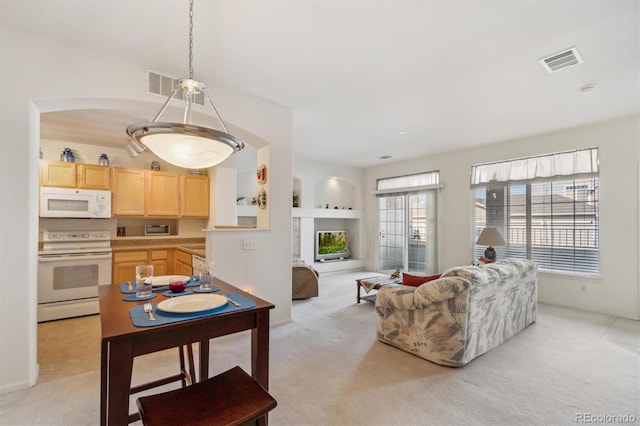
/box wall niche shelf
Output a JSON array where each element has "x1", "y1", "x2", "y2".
[
  {"x1": 313, "y1": 258, "x2": 365, "y2": 274},
  {"x1": 291, "y1": 172, "x2": 365, "y2": 274},
  {"x1": 237, "y1": 205, "x2": 257, "y2": 217},
  {"x1": 292, "y1": 208, "x2": 363, "y2": 219}
]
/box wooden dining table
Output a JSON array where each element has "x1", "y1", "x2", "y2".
[{"x1": 98, "y1": 278, "x2": 275, "y2": 426}]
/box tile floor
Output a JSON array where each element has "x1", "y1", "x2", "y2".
[{"x1": 37, "y1": 314, "x2": 101, "y2": 383}]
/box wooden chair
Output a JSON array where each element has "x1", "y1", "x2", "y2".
[
  {"x1": 136, "y1": 366, "x2": 277, "y2": 426},
  {"x1": 128, "y1": 344, "x2": 196, "y2": 423}
]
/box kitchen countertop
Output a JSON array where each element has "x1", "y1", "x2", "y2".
[{"x1": 110, "y1": 237, "x2": 206, "y2": 257}]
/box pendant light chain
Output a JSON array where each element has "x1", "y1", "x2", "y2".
[
  {"x1": 125, "y1": 0, "x2": 245, "y2": 169},
  {"x1": 188, "y1": 0, "x2": 194, "y2": 79}
]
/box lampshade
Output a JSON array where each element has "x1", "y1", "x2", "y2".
[
  {"x1": 127, "y1": 122, "x2": 243, "y2": 168},
  {"x1": 476, "y1": 227, "x2": 506, "y2": 246},
  {"x1": 476, "y1": 227, "x2": 506, "y2": 261},
  {"x1": 126, "y1": 0, "x2": 244, "y2": 169}
]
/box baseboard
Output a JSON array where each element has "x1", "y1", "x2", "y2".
[{"x1": 0, "y1": 364, "x2": 38, "y2": 395}]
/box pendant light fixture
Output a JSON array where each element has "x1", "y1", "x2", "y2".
[{"x1": 126, "y1": 0, "x2": 244, "y2": 169}]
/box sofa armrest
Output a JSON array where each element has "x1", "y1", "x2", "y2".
[{"x1": 413, "y1": 276, "x2": 470, "y2": 308}]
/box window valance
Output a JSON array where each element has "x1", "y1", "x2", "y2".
[
  {"x1": 470, "y1": 148, "x2": 598, "y2": 187},
  {"x1": 374, "y1": 171, "x2": 440, "y2": 197}
]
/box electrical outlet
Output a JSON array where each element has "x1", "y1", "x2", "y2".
[{"x1": 242, "y1": 240, "x2": 258, "y2": 250}]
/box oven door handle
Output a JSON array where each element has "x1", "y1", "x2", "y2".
[{"x1": 38, "y1": 253, "x2": 113, "y2": 262}]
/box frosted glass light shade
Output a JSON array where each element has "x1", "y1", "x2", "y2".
[
  {"x1": 127, "y1": 122, "x2": 244, "y2": 169},
  {"x1": 126, "y1": 139, "x2": 146, "y2": 157}
]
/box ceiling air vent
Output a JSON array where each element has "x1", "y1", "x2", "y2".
[
  {"x1": 147, "y1": 70, "x2": 205, "y2": 106},
  {"x1": 540, "y1": 47, "x2": 583, "y2": 74}
]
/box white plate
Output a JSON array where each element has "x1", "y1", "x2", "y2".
[
  {"x1": 151, "y1": 275, "x2": 191, "y2": 287},
  {"x1": 156, "y1": 294, "x2": 228, "y2": 313}
]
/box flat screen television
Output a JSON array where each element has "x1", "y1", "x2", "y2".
[{"x1": 315, "y1": 230, "x2": 349, "y2": 261}]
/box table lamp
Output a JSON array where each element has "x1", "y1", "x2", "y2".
[{"x1": 476, "y1": 227, "x2": 506, "y2": 261}]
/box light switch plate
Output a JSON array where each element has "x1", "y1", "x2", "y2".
[{"x1": 242, "y1": 239, "x2": 258, "y2": 250}]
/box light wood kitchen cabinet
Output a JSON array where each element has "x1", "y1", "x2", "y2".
[
  {"x1": 180, "y1": 174, "x2": 209, "y2": 217},
  {"x1": 150, "y1": 249, "x2": 169, "y2": 276},
  {"x1": 110, "y1": 167, "x2": 209, "y2": 218},
  {"x1": 40, "y1": 160, "x2": 110, "y2": 189},
  {"x1": 113, "y1": 249, "x2": 172, "y2": 283},
  {"x1": 147, "y1": 171, "x2": 180, "y2": 216},
  {"x1": 174, "y1": 249, "x2": 193, "y2": 276},
  {"x1": 76, "y1": 164, "x2": 110, "y2": 189},
  {"x1": 112, "y1": 250, "x2": 148, "y2": 284},
  {"x1": 111, "y1": 168, "x2": 146, "y2": 216},
  {"x1": 40, "y1": 160, "x2": 77, "y2": 188}
]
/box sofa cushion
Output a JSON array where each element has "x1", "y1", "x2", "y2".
[{"x1": 402, "y1": 273, "x2": 441, "y2": 287}]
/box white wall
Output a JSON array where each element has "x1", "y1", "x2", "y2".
[
  {"x1": 0, "y1": 24, "x2": 293, "y2": 394},
  {"x1": 364, "y1": 115, "x2": 640, "y2": 320},
  {"x1": 207, "y1": 143, "x2": 293, "y2": 323}
]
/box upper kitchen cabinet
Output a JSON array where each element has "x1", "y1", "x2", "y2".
[
  {"x1": 111, "y1": 167, "x2": 146, "y2": 216},
  {"x1": 146, "y1": 171, "x2": 180, "y2": 216},
  {"x1": 40, "y1": 160, "x2": 76, "y2": 187},
  {"x1": 40, "y1": 160, "x2": 110, "y2": 190},
  {"x1": 76, "y1": 164, "x2": 110, "y2": 189},
  {"x1": 180, "y1": 174, "x2": 209, "y2": 218},
  {"x1": 111, "y1": 167, "x2": 207, "y2": 218}
]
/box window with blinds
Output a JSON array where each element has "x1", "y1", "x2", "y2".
[{"x1": 473, "y1": 150, "x2": 600, "y2": 275}]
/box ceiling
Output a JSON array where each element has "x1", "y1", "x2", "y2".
[{"x1": 2, "y1": 0, "x2": 639, "y2": 168}]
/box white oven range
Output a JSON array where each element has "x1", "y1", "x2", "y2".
[{"x1": 38, "y1": 230, "x2": 112, "y2": 322}]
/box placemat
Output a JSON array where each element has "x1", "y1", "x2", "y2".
[
  {"x1": 119, "y1": 282, "x2": 137, "y2": 294},
  {"x1": 194, "y1": 286, "x2": 221, "y2": 293},
  {"x1": 123, "y1": 293, "x2": 157, "y2": 302},
  {"x1": 163, "y1": 289, "x2": 194, "y2": 297},
  {"x1": 129, "y1": 293, "x2": 256, "y2": 327}
]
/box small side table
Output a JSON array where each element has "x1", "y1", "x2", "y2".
[{"x1": 356, "y1": 275, "x2": 400, "y2": 303}]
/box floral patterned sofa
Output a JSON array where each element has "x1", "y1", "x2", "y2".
[{"x1": 375, "y1": 259, "x2": 537, "y2": 367}]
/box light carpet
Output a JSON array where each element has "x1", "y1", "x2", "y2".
[{"x1": 0, "y1": 270, "x2": 638, "y2": 425}]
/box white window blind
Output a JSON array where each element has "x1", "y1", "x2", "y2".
[
  {"x1": 471, "y1": 148, "x2": 598, "y2": 187},
  {"x1": 472, "y1": 149, "x2": 599, "y2": 276}
]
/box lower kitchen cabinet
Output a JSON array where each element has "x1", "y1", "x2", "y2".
[
  {"x1": 113, "y1": 249, "x2": 171, "y2": 284},
  {"x1": 112, "y1": 248, "x2": 199, "y2": 283},
  {"x1": 174, "y1": 249, "x2": 193, "y2": 276},
  {"x1": 112, "y1": 250, "x2": 148, "y2": 284},
  {"x1": 150, "y1": 249, "x2": 169, "y2": 276}
]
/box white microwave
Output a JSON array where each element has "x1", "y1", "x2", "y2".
[{"x1": 40, "y1": 187, "x2": 111, "y2": 218}]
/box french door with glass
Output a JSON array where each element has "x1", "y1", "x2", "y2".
[{"x1": 378, "y1": 190, "x2": 437, "y2": 274}]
